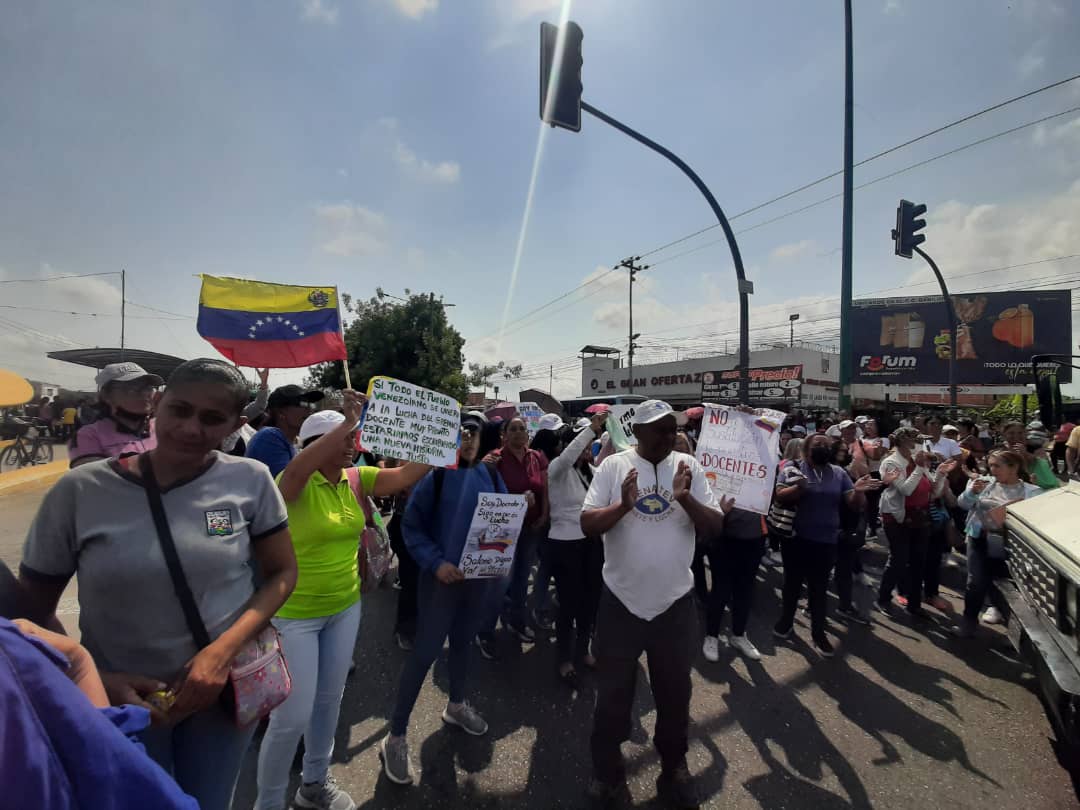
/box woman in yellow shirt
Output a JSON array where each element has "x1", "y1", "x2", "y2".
[{"x1": 255, "y1": 390, "x2": 429, "y2": 810}]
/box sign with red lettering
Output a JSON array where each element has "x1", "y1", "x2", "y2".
[
  {"x1": 701, "y1": 364, "x2": 803, "y2": 403},
  {"x1": 695, "y1": 404, "x2": 784, "y2": 515}
]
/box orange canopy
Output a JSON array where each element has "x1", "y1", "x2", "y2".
[{"x1": 0, "y1": 369, "x2": 34, "y2": 408}]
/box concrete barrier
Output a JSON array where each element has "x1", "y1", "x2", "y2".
[{"x1": 0, "y1": 460, "x2": 68, "y2": 497}]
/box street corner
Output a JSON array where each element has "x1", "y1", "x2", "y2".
[{"x1": 0, "y1": 460, "x2": 68, "y2": 498}]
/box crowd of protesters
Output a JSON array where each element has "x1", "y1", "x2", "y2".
[{"x1": 1, "y1": 359, "x2": 1070, "y2": 809}]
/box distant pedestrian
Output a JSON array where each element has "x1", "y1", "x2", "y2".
[
  {"x1": 582, "y1": 400, "x2": 730, "y2": 809},
  {"x1": 69, "y1": 363, "x2": 163, "y2": 468}
]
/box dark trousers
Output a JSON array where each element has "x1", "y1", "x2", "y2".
[
  {"x1": 390, "y1": 573, "x2": 500, "y2": 736},
  {"x1": 591, "y1": 588, "x2": 696, "y2": 784},
  {"x1": 865, "y1": 481, "x2": 882, "y2": 531},
  {"x1": 777, "y1": 537, "x2": 837, "y2": 640},
  {"x1": 923, "y1": 524, "x2": 948, "y2": 599},
  {"x1": 691, "y1": 545, "x2": 709, "y2": 603},
  {"x1": 878, "y1": 518, "x2": 930, "y2": 610},
  {"x1": 705, "y1": 536, "x2": 765, "y2": 637},
  {"x1": 834, "y1": 532, "x2": 863, "y2": 611},
  {"x1": 482, "y1": 526, "x2": 544, "y2": 634},
  {"x1": 964, "y1": 535, "x2": 1008, "y2": 621},
  {"x1": 389, "y1": 515, "x2": 418, "y2": 638},
  {"x1": 544, "y1": 536, "x2": 603, "y2": 664}
]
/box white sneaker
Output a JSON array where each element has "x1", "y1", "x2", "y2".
[
  {"x1": 730, "y1": 634, "x2": 761, "y2": 661},
  {"x1": 981, "y1": 606, "x2": 1004, "y2": 625},
  {"x1": 702, "y1": 635, "x2": 721, "y2": 662}
]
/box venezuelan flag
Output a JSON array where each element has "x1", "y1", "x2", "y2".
[{"x1": 197, "y1": 275, "x2": 348, "y2": 368}]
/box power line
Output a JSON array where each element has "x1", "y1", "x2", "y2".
[
  {"x1": 125, "y1": 300, "x2": 196, "y2": 320},
  {"x1": 0, "y1": 271, "x2": 121, "y2": 285},
  {"x1": 0, "y1": 305, "x2": 187, "y2": 320},
  {"x1": 636, "y1": 71, "x2": 1080, "y2": 259}
]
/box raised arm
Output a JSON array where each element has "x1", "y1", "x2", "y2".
[{"x1": 278, "y1": 390, "x2": 365, "y2": 502}]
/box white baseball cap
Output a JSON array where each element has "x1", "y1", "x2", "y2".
[
  {"x1": 631, "y1": 399, "x2": 675, "y2": 426},
  {"x1": 299, "y1": 409, "x2": 358, "y2": 445},
  {"x1": 838, "y1": 419, "x2": 856, "y2": 430},
  {"x1": 95, "y1": 362, "x2": 164, "y2": 391},
  {"x1": 942, "y1": 424, "x2": 960, "y2": 435},
  {"x1": 790, "y1": 425, "x2": 807, "y2": 435},
  {"x1": 854, "y1": 415, "x2": 869, "y2": 424},
  {"x1": 537, "y1": 413, "x2": 564, "y2": 432},
  {"x1": 573, "y1": 417, "x2": 592, "y2": 432}
]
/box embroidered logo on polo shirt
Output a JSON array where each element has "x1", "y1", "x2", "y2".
[
  {"x1": 205, "y1": 509, "x2": 234, "y2": 537},
  {"x1": 634, "y1": 487, "x2": 675, "y2": 523}
]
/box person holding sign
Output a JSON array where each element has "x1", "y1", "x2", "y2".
[
  {"x1": 772, "y1": 433, "x2": 882, "y2": 658},
  {"x1": 256, "y1": 391, "x2": 430, "y2": 810},
  {"x1": 581, "y1": 400, "x2": 731, "y2": 809},
  {"x1": 380, "y1": 411, "x2": 509, "y2": 787}
]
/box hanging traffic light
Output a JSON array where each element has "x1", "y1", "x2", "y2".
[
  {"x1": 539, "y1": 21, "x2": 583, "y2": 132},
  {"x1": 892, "y1": 199, "x2": 927, "y2": 258}
]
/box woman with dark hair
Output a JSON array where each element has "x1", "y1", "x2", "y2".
[
  {"x1": 773, "y1": 433, "x2": 881, "y2": 657},
  {"x1": 69, "y1": 363, "x2": 163, "y2": 468},
  {"x1": 955, "y1": 448, "x2": 1043, "y2": 636},
  {"x1": 19, "y1": 358, "x2": 299, "y2": 810},
  {"x1": 542, "y1": 415, "x2": 606, "y2": 686}
]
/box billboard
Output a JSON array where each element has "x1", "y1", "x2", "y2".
[
  {"x1": 702, "y1": 364, "x2": 803, "y2": 403},
  {"x1": 851, "y1": 290, "x2": 1072, "y2": 385}
]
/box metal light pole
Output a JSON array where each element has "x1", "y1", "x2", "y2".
[
  {"x1": 838, "y1": 0, "x2": 855, "y2": 412},
  {"x1": 913, "y1": 246, "x2": 958, "y2": 410},
  {"x1": 580, "y1": 101, "x2": 753, "y2": 402},
  {"x1": 789, "y1": 313, "x2": 800, "y2": 347}
]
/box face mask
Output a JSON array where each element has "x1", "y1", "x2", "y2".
[{"x1": 810, "y1": 446, "x2": 831, "y2": 465}]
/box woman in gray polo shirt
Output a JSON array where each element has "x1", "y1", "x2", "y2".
[{"x1": 18, "y1": 359, "x2": 299, "y2": 810}]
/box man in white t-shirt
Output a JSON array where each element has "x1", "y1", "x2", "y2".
[
  {"x1": 924, "y1": 415, "x2": 963, "y2": 461},
  {"x1": 581, "y1": 400, "x2": 731, "y2": 808}
]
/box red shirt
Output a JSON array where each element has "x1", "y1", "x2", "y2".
[
  {"x1": 904, "y1": 463, "x2": 933, "y2": 511},
  {"x1": 495, "y1": 448, "x2": 548, "y2": 526}
]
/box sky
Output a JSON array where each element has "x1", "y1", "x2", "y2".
[{"x1": 1, "y1": 0, "x2": 1079, "y2": 400}]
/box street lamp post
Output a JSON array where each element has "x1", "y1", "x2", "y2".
[{"x1": 789, "y1": 313, "x2": 800, "y2": 347}]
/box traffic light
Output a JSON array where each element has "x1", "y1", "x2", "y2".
[
  {"x1": 892, "y1": 199, "x2": 927, "y2": 259},
  {"x1": 539, "y1": 21, "x2": 583, "y2": 132}
]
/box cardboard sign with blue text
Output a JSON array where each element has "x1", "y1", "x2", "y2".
[
  {"x1": 458, "y1": 493, "x2": 529, "y2": 578},
  {"x1": 358, "y1": 376, "x2": 461, "y2": 467},
  {"x1": 518, "y1": 402, "x2": 544, "y2": 437},
  {"x1": 695, "y1": 405, "x2": 785, "y2": 515}
]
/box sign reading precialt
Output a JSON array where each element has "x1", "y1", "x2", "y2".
[{"x1": 358, "y1": 376, "x2": 461, "y2": 467}]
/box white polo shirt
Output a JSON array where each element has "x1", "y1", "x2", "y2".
[{"x1": 583, "y1": 449, "x2": 717, "y2": 620}]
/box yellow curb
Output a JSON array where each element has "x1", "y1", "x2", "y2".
[{"x1": 0, "y1": 460, "x2": 69, "y2": 497}]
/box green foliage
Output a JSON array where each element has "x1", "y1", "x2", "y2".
[
  {"x1": 466, "y1": 361, "x2": 523, "y2": 391},
  {"x1": 308, "y1": 289, "x2": 468, "y2": 402}
]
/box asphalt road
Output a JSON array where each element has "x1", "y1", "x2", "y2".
[{"x1": 3, "y1": 486, "x2": 1078, "y2": 809}]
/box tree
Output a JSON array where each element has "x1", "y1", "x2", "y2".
[
  {"x1": 308, "y1": 289, "x2": 468, "y2": 401},
  {"x1": 467, "y1": 361, "x2": 522, "y2": 399}
]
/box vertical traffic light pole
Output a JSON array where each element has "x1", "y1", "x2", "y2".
[
  {"x1": 580, "y1": 100, "x2": 752, "y2": 403},
  {"x1": 912, "y1": 246, "x2": 958, "y2": 410},
  {"x1": 838, "y1": 0, "x2": 855, "y2": 413}
]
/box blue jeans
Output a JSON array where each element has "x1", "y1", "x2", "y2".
[
  {"x1": 390, "y1": 573, "x2": 500, "y2": 736},
  {"x1": 964, "y1": 535, "x2": 1007, "y2": 621},
  {"x1": 255, "y1": 599, "x2": 363, "y2": 810},
  {"x1": 480, "y1": 526, "x2": 543, "y2": 634},
  {"x1": 141, "y1": 703, "x2": 256, "y2": 810}
]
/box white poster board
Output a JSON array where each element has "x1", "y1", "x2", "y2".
[
  {"x1": 358, "y1": 376, "x2": 461, "y2": 468},
  {"x1": 606, "y1": 404, "x2": 639, "y2": 451},
  {"x1": 695, "y1": 405, "x2": 784, "y2": 515},
  {"x1": 518, "y1": 402, "x2": 544, "y2": 437},
  {"x1": 458, "y1": 493, "x2": 529, "y2": 578}
]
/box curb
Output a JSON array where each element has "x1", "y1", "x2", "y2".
[{"x1": 0, "y1": 460, "x2": 68, "y2": 497}]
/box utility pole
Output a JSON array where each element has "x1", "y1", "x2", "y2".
[
  {"x1": 838, "y1": 0, "x2": 855, "y2": 412},
  {"x1": 120, "y1": 269, "x2": 126, "y2": 361},
  {"x1": 549, "y1": 364, "x2": 553, "y2": 393},
  {"x1": 619, "y1": 257, "x2": 645, "y2": 394},
  {"x1": 789, "y1": 313, "x2": 800, "y2": 348}
]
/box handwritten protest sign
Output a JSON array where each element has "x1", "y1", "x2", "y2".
[
  {"x1": 606, "y1": 404, "x2": 638, "y2": 451},
  {"x1": 458, "y1": 493, "x2": 528, "y2": 579},
  {"x1": 695, "y1": 405, "x2": 784, "y2": 515},
  {"x1": 358, "y1": 376, "x2": 461, "y2": 468},
  {"x1": 518, "y1": 402, "x2": 544, "y2": 437}
]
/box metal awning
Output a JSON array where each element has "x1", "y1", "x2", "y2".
[
  {"x1": 46, "y1": 349, "x2": 187, "y2": 381},
  {"x1": 580, "y1": 345, "x2": 621, "y2": 356}
]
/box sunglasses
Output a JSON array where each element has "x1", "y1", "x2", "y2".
[{"x1": 461, "y1": 426, "x2": 479, "y2": 438}]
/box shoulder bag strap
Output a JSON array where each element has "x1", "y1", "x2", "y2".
[
  {"x1": 139, "y1": 453, "x2": 211, "y2": 649},
  {"x1": 346, "y1": 466, "x2": 374, "y2": 524}
]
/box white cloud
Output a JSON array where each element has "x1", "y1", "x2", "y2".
[
  {"x1": 392, "y1": 139, "x2": 461, "y2": 184},
  {"x1": 392, "y1": 0, "x2": 437, "y2": 20},
  {"x1": 883, "y1": 0, "x2": 902, "y2": 14},
  {"x1": 769, "y1": 239, "x2": 817, "y2": 262},
  {"x1": 1018, "y1": 48, "x2": 1045, "y2": 78},
  {"x1": 314, "y1": 204, "x2": 390, "y2": 257},
  {"x1": 507, "y1": 0, "x2": 562, "y2": 21},
  {"x1": 300, "y1": 0, "x2": 339, "y2": 25}
]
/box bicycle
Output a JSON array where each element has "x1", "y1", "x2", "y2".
[{"x1": 0, "y1": 421, "x2": 54, "y2": 471}]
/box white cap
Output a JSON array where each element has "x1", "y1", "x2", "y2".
[
  {"x1": 95, "y1": 362, "x2": 164, "y2": 391},
  {"x1": 631, "y1": 399, "x2": 675, "y2": 426},
  {"x1": 838, "y1": 419, "x2": 856, "y2": 430},
  {"x1": 574, "y1": 417, "x2": 592, "y2": 432},
  {"x1": 299, "y1": 409, "x2": 356, "y2": 445},
  {"x1": 854, "y1": 415, "x2": 869, "y2": 424},
  {"x1": 942, "y1": 424, "x2": 960, "y2": 434},
  {"x1": 790, "y1": 425, "x2": 807, "y2": 435},
  {"x1": 537, "y1": 413, "x2": 564, "y2": 432},
  {"x1": 826, "y1": 425, "x2": 842, "y2": 438}
]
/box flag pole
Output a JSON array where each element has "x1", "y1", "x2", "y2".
[{"x1": 336, "y1": 287, "x2": 352, "y2": 389}]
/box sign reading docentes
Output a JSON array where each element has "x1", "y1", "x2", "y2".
[
  {"x1": 695, "y1": 405, "x2": 784, "y2": 515},
  {"x1": 850, "y1": 290, "x2": 1072, "y2": 385},
  {"x1": 701, "y1": 365, "x2": 803, "y2": 403},
  {"x1": 458, "y1": 493, "x2": 528, "y2": 579},
  {"x1": 359, "y1": 376, "x2": 461, "y2": 467}
]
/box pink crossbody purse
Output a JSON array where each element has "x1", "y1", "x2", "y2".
[{"x1": 140, "y1": 454, "x2": 291, "y2": 727}]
